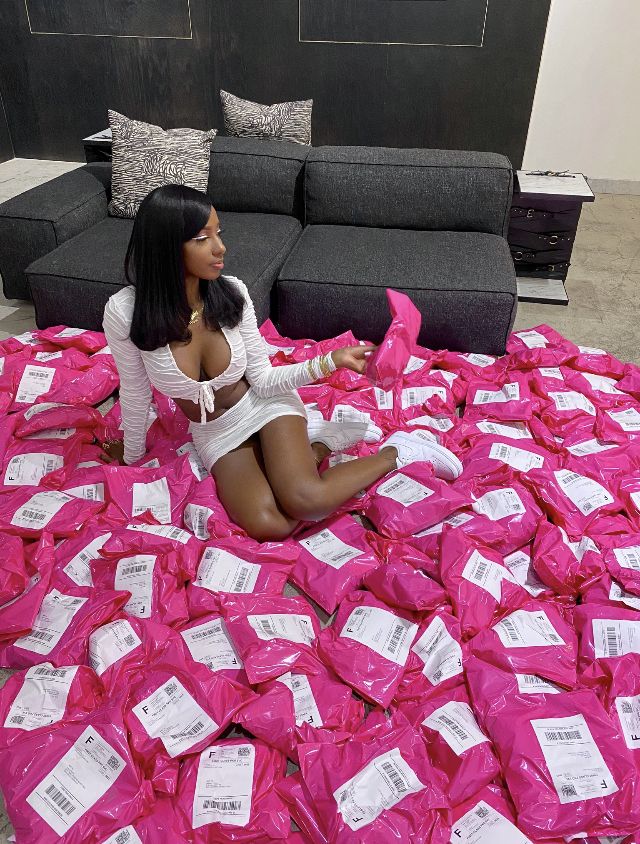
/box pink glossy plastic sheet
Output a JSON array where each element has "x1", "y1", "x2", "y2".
[
  {"x1": 13, "y1": 402, "x2": 102, "y2": 438},
  {"x1": 37, "y1": 326, "x2": 107, "y2": 354},
  {"x1": 363, "y1": 462, "x2": 470, "y2": 538},
  {"x1": 574, "y1": 603, "x2": 640, "y2": 690},
  {"x1": 221, "y1": 594, "x2": 321, "y2": 685},
  {"x1": 177, "y1": 614, "x2": 248, "y2": 685},
  {"x1": 464, "y1": 373, "x2": 535, "y2": 422},
  {"x1": 297, "y1": 711, "x2": 449, "y2": 844},
  {"x1": 362, "y1": 559, "x2": 447, "y2": 615},
  {"x1": 0, "y1": 486, "x2": 104, "y2": 537},
  {"x1": 316, "y1": 590, "x2": 419, "y2": 707},
  {"x1": 0, "y1": 531, "x2": 28, "y2": 605},
  {"x1": 0, "y1": 532, "x2": 55, "y2": 641},
  {"x1": 182, "y1": 475, "x2": 246, "y2": 541},
  {"x1": 290, "y1": 514, "x2": 381, "y2": 614},
  {"x1": 0, "y1": 694, "x2": 154, "y2": 844},
  {"x1": 174, "y1": 739, "x2": 290, "y2": 843},
  {"x1": 276, "y1": 770, "x2": 328, "y2": 844},
  {"x1": 1, "y1": 434, "x2": 85, "y2": 491},
  {"x1": 103, "y1": 455, "x2": 195, "y2": 525},
  {"x1": 0, "y1": 663, "x2": 104, "y2": 747},
  {"x1": 365, "y1": 289, "x2": 421, "y2": 391},
  {"x1": 531, "y1": 520, "x2": 604, "y2": 596},
  {"x1": 100, "y1": 798, "x2": 192, "y2": 844}
]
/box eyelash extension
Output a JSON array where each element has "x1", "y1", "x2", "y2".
[{"x1": 193, "y1": 229, "x2": 223, "y2": 241}]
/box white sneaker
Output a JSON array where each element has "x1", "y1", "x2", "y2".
[
  {"x1": 331, "y1": 405, "x2": 383, "y2": 443},
  {"x1": 307, "y1": 416, "x2": 369, "y2": 453},
  {"x1": 382, "y1": 429, "x2": 463, "y2": 480}
]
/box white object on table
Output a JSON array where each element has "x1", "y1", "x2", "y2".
[{"x1": 516, "y1": 171, "x2": 594, "y2": 199}]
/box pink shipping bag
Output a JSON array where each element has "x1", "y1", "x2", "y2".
[
  {"x1": 100, "y1": 798, "x2": 191, "y2": 844},
  {"x1": 0, "y1": 694, "x2": 154, "y2": 844},
  {"x1": 362, "y1": 559, "x2": 448, "y2": 615},
  {"x1": 1, "y1": 435, "x2": 84, "y2": 491},
  {"x1": 0, "y1": 487, "x2": 104, "y2": 538},
  {"x1": 177, "y1": 614, "x2": 248, "y2": 686},
  {"x1": 235, "y1": 650, "x2": 365, "y2": 763},
  {"x1": 0, "y1": 531, "x2": 28, "y2": 605},
  {"x1": 363, "y1": 462, "x2": 470, "y2": 539},
  {"x1": 0, "y1": 533, "x2": 55, "y2": 641},
  {"x1": 532, "y1": 520, "x2": 604, "y2": 596},
  {"x1": 13, "y1": 401, "x2": 102, "y2": 438},
  {"x1": 0, "y1": 663, "x2": 104, "y2": 747},
  {"x1": 365, "y1": 289, "x2": 421, "y2": 391},
  {"x1": 296, "y1": 711, "x2": 449, "y2": 844},
  {"x1": 464, "y1": 373, "x2": 534, "y2": 422},
  {"x1": 468, "y1": 600, "x2": 578, "y2": 688},
  {"x1": 457, "y1": 436, "x2": 556, "y2": 482},
  {"x1": 315, "y1": 590, "x2": 419, "y2": 707},
  {"x1": 439, "y1": 526, "x2": 530, "y2": 639},
  {"x1": 183, "y1": 475, "x2": 246, "y2": 541},
  {"x1": 276, "y1": 770, "x2": 329, "y2": 844},
  {"x1": 221, "y1": 594, "x2": 321, "y2": 684},
  {"x1": 289, "y1": 514, "x2": 381, "y2": 614},
  {"x1": 103, "y1": 455, "x2": 195, "y2": 525},
  {"x1": 188, "y1": 536, "x2": 297, "y2": 617},
  {"x1": 174, "y1": 739, "x2": 290, "y2": 843},
  {"x1": 598, "y1": 532, "x2": 640, "y2": 596},
  {"x1": 37, "y1": 325, "x2": 107, "y2": 354},
  {"x1": 574, "y1": 603, "x2": 640, "y2": 690},
  {"x1": 398, "y1": 685, "x2": 500, "y2": 806}
]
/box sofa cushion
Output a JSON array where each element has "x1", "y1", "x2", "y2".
[
  {"x1": 26, "y1": 213, "x2": 302, "y2": 332},
  {"x1": 276, "y1": 225, "x2": 517, "y2": 355},
  {"x1": 208, "y1": 136, "x2": 310, "y2": 220},
  {"x1": 304, "y1": 146, "x2": 513, "y2": 235},
  {"x1": 220, "y1": 89, "x2": 313, "y2": 146}
]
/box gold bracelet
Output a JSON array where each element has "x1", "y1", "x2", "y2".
[
  {"x1": 319, "y1": 354, "x2": 333, "y2": 378},
  {"x1": 306, "y1": 358, "x2": 316, "y2": 381}
]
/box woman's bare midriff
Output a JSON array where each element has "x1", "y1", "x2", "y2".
[{"x1": 173, "y1": 377, "x2": 250, "y2": 424}]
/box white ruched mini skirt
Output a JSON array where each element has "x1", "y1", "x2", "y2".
[{"x1": 188, "y1": 388, "x2": 308, "y2": 471}]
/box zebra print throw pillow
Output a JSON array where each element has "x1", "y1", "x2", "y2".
[
  {"x1": 220, "y1": 90, "x2": 312, "y2": 146},
  {"x1": 108, "y1": 109, "x2": 217, "y2": 218}
]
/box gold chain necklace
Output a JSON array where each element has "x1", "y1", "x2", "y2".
[{"x1": 188, "y1": 304, "x2": 204, "y2": 326}]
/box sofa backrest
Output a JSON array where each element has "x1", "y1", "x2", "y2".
[
  {"x1": 207, "y1": 136, "x2": 310, "y2": 220},
  {"x1": 303, "y1": 146, "x2": 513, "y2": 236}
]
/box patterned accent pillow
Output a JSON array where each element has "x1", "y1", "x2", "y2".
[
  {"x1": 108, "y1": 109, "x2": 217, "y2": 218},
  {"x1": 220, "y1": 90, "x2": 312, "y2": 146}
]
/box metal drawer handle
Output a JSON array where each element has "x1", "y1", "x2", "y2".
[
  {"x1": 526, "y1": 209, "x2": 534, "y2": 219},
  {"x1": 549, "y1": 234, "x2": 559, "y2": 245},
  {"x1": 514, "y1": 251, "x2": 524, "y2": 261}
]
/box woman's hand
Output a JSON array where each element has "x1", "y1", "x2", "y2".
[
  {"x1": 100, "y1": 439, "x2": 126, "y2": 465},
  {"x1": 331, "y1": 345, "x2": 378, "y2": 375}
]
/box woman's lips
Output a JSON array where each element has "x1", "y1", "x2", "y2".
[{"x1": 210, "y1": 262, "x2": 224, "y2": 269}]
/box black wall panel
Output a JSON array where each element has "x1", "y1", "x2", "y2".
[
  {"x1": 0, "y1": 0, "x2": 549, "y2": 166},
  {"x1": 0, "y1": 87, "x2": 13, "y2": 163}
]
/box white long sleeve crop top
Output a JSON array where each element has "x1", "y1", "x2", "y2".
[{"x1": 102, "y1": 275, "x2": 336, "y2": 465}]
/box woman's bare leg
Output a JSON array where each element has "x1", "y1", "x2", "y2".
[{"x1": 259, "y1": 416, "x2": 397, "y2": 522}]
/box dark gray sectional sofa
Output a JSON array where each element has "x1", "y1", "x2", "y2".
[{"x1": 0, "y1": 136, "x2": 517, "y2": 354}]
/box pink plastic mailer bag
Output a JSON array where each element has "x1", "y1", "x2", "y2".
[
  {"x1": 0, "y1": 487, "x2": 104, "y2": 538},
  {"x1": 38, "y1": 325, "x2": 107, "y2": 354},
  {"x1": 177, "y1": 614, "x2": 247, "y2": 686},
  {"x1": 574, "y1": 603, "x2": 640, "y2": 690},
  {"x1": 103, "y1": 455, "x2": 195, "y2": 525},
  {"x1": 0, "y1": 531, "x2": 28, "y2": 605},
  {"x1": 362, "y1": 559, "x2": 447, "y2": 615},
  {"x1": 532, "y1": 519, "x2": 604, "y2": 596},
  {"x1": 0, "y1": 694, "x2": 154, "y2": 844},
  {"x1": 365, "y1": 289, "x2": 421, "y2": 391},
  {"x1": 316, "y1": 590, "x2": 419, "y2": 707},
  {"x1": 0, "y1": 532, "x2": 55, "y2": 641}
]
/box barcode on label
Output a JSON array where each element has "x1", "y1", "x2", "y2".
[
  {"x1": 115, "y1": 831, "x2": 130, "y2": 844},
  {"x1": 33, "y1": 666, "x2": 67, "y2": 677},
  {"x1": 387, "y1": 625, "x2": 405, "y2": 654},
  {"x1": 499, "y1": 618, "x2": 520, "y2": 642},
  {"x1": 259, "y1": 620, "x2": 276, "y2": 637},
  {"x1": 544, "y1": 729, "x2": 582, "y2": 741},
  {"x1": 107, "y1": 755, "x2": 120, "y2": 770},
  {"x1": 235, "y1": 569, "x2": 250, "y2": 591},
  {"x1": 472, "y1": 561, "x2": 487, "y2": 581},
  {"x1": 10, "y1": 715, "x2": 24, "y2": 724},
  {"x1": 29, "y1": 630, "x2": 54, "y2": 642},
  {"x1": 438, "y1": 714, "x2": 469, "y2": 741},
  {"x1": 169, "y1": 720, "x2": 205, "y2": 740},
  {"x1": 203, "y1": 799, "x2": 242, "y2": 810},
  {"x1": 120, "y1": 564, "x2": 150, "y2": 576},
  {"x1": 44, "y1": 784, "x2": 76, "y2": 816},
  {"x1": 164, "y1": 682, "x2": 177, "y2": 696},
  {"x1": 380, "y1": 761, "x2": 408, "y2": 793},
  {"x1": 20, "y1": 509, "x2": 47, "y2": 522},
  {"x1": 606, "y1": 626, "x2": 619, "y2": 656}
]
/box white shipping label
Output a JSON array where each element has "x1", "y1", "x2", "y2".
[
  {"x1": 23, "y1": 401, "x2": 63, "y2": 421},
  {"x1": 461, "y1": 353, "x2": 496, "y2": 367},
  {"x1": 4, "y1": 452, "x2": 63, "y2": 486},
  {"x1": 332, "y1": 405, "x2": 372, "y2": 426},
  {"x1": 13, "y1": 331, "x2": 38, "y2": 346},
  {"x1": 333, "y1": 747, "x2": 425, "y2": 832},
  {"x1": 376, "y1": 473, "x2": 435, "y2": 507},
  {"x1": 414, "y1": 511, "x2": 473, "y2": 538},
  {"x1": 407, "y1": 414, "x2": 454, "y2": 432},
  {"x1": 184, "y1": 503, "x2": 214, "y2": 540},
  {"x1": 193, "y1": 744, "x2": 255, "y2": 829},
  {"x1": 102, "y1": 827, "x2": 143, "y2": 844},
  {"x1": 340, "y1": 605, "x2": 417, "y2": 666},
  {"x1": 503, "y1": 550, "x2": 547, "y2": 598},
  {"x1": 126, "y1": 522, "x2": 191, "y2": 544},
  {"x1": 582, "y1": 372, "x2": 623, "y2": 394},
  {"x1": 437, "y1": 369, "x2": 458, "y2": 386},
  {"x1": 515, "y1": 329, "x2": 548, "y2": 349},
  {"x1": 89, "y1": 619, "x2": 142, "y2": 675},
  {"x1": 549, "y1": 391, "x2": 596, "y2": 416},
  {"x1": 56, "y1": 328, "x2": 86, "y2": 338},
  {"x1": 247, "y1": 613, "x2": 315, "y2": 645},
  {"x1": 299, "y1": 528, "x2": 362, "y2": 569},
  {"x1": 613, "y1": 545, "x2": 640, "y2": 571},
  {"x1": 450, "y1": 800, "x2": 532, "y2": 844},
  {"x1": 64, "y1": 483, "x2": 104, "y2": 502},
  {"x1": 531, "y1": 714, "x2": 618, "y2": 803},
  {"x1": 608, "y1": 407, "x2": 640, "y2": 432},
  {"x1": 180, "y1": 618, "x2": 243, "y2": 672},
  {"x1": 488, "y1": 443, "x2": 544, "y2": 472},
  {"x1": 63, "y1": 532, "x2": 112, "y2": 587},
  {"x1": 16, "y1": 365, "x2": 56, "y2": 404},
  {"x1": 374, "y1": 387, "x2": 394, "y2": 410},
  {"x1": 472, "y1": 488, "x2": 526, "y2": 521},
  {"x1": 615, "y1": 695, "x2": 640, "y2": 750},
  {"x1": 493, "y1": 610, "x2": 565, "y2": 649},
  {"x1": 140, "y1": 458, "x2": 160, "y2": 469},
  {"x1": 631, "y1": 491, "x2": 640, "y2": 513},
  {"x1": 566, "y1": 439, "x2": 617, "y2": 456},
  {"x1": 26, "y1": 725, "x2": 126, "y2": 836},
  {"x1": 276, "y1": 672, "x2": 323, "y2": 728},
  {"x1": 34, "y1": 351, "x2": 63, "y2": 362},
  {"x1": 403, "y1": 355, "x2": 428, "y2": 374},
  {"x1": 131, "y1": 477, "x2": 171, "y2": 524},
  {"x1": 423, "y1": 701, "x2": 488, "y2": 756},
  {"x1": 196, "y1": 547, "x2": 260, "y2": 594},
  {"x1": 14, "y1": 589, "x2": 87, "y2": 655},
  {"x1": 554, "y1": 469, "x2": 613, "y2": 516},
  {"x1": 592, "y1": 619, "x2": 640, "y2": 659},
  {"x1": 411, "y1": 616, "x2": 463, "y2": 685},
  {"x1": 609, "y1": 581, "x2": 640, "y2": 611},
  {"x1": 538, "y1": 367, "x2": 564, "y2": 380},
  {"x1": 473, "y1": 383, "x2": 520, "y2": 405},
  {"x1": 401, "y1": 386, "x2": 447, "y2": 408},
  {"x1": 177, "y1": 441, "x2": 208, "y2": 481},
  {"x1": 462, "y1": 550, "x2": 510, "y2": 602},
  {"x1": 476, "y1": 421, "x2": 533, "y2": 440},
  {"x1": 4, "y1": 664, "x2": 79, "y2": 731},
  {"x1": 132, "y1": 676, "x2": 218, "y2": 757},
  {"x1": 114, "y1": 555, "x2": 156, "y2": 619},
  {"x1": 515, "y1": 674, "x2": 561, "y2": 695},
  {"x1": 578, "y1": 345, "x2": 606, "y2": 355}
]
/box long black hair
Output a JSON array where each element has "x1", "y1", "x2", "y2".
[{"x1": 126, "y1": 184, "x2": 245, "y2": 351}]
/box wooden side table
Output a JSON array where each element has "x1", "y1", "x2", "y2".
[
  {"x1": 83, "y1": 128, "x2": 112, "y2": 163},
  {"x1": 508, "y1": 171, "x2": 595, "y2": 305}
]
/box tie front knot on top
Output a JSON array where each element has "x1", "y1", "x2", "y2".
[{"x1": 198, "y1": 383, "x2": 216, "y2": 424}]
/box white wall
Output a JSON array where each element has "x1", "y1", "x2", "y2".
[{"x1": 523, "y1": 0, "x2": 640, "y2": 182}]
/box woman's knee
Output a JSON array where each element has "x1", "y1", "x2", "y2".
[
  {"x1": 279, "y1": 481, "x2": 328, "y2": 522},
  {"x1": 241, "y1": 506, "x2": 295, "y2": 543}
]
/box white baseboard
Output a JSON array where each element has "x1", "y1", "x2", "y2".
[{"x1": 587, "y1": 178, "x2": 640, "y2": 195}]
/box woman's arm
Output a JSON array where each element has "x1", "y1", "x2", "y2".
[
  {"x1": 235, "y1": 279, "x2": 338, "y2": 397},
  {"x1": 102, "y1": 294, "x2": 153, "y2": 465}
]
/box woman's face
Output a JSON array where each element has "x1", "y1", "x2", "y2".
[{"x1": 182, "y1": 207, "x2": 226, "y2": 281}]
